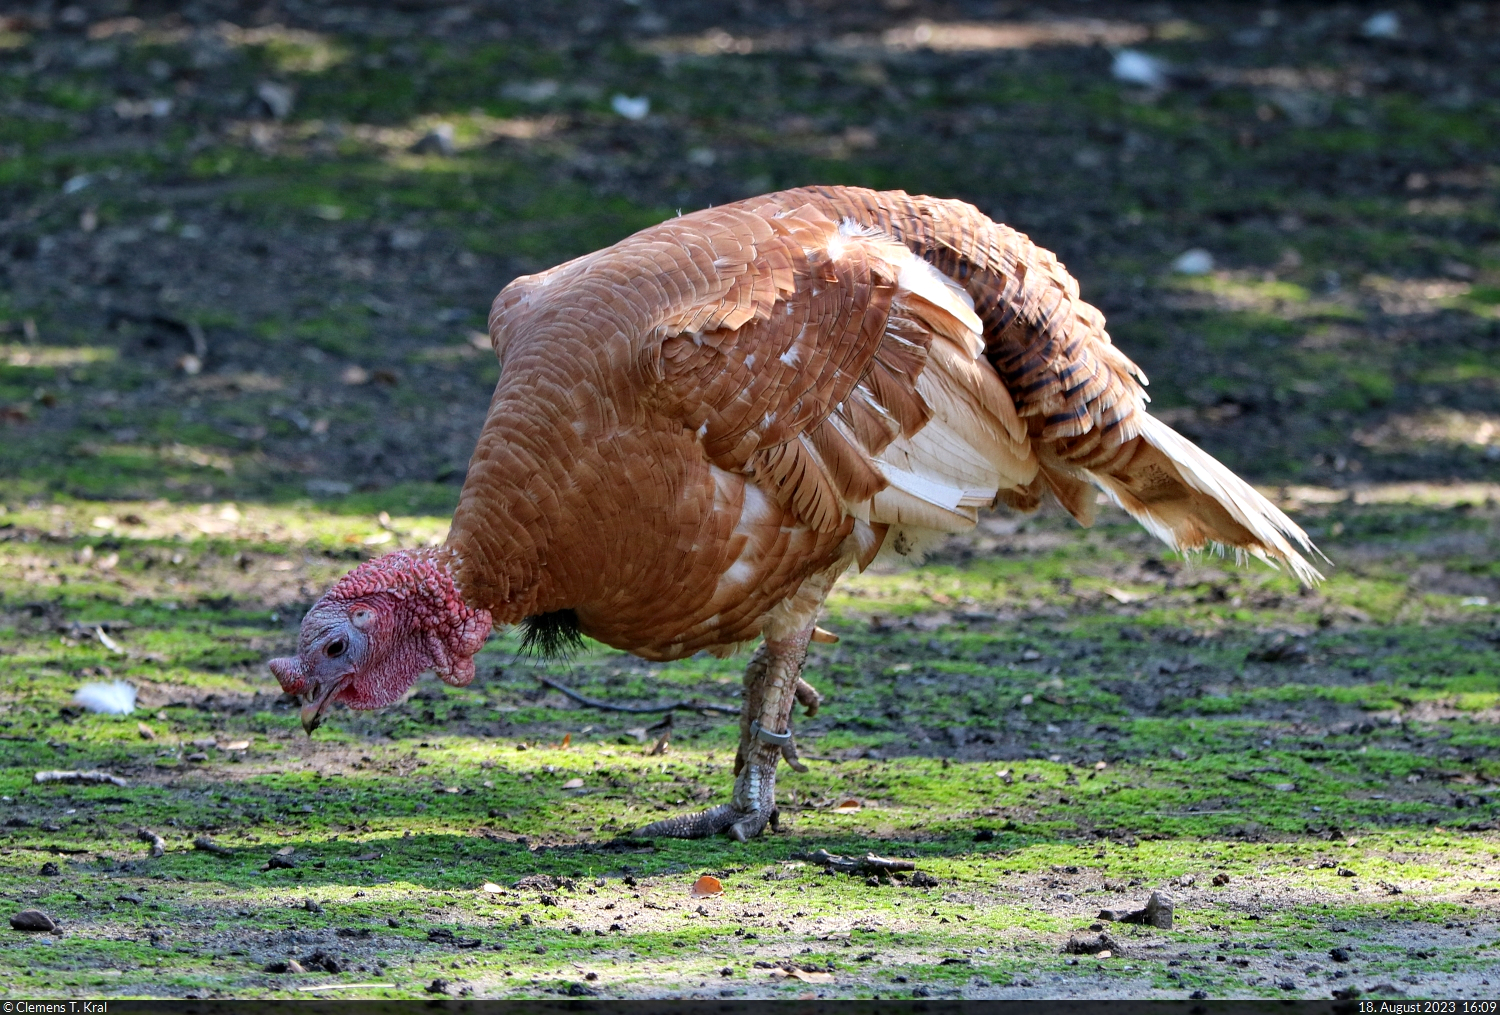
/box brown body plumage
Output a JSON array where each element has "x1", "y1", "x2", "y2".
[
  {"x1": 275, "y1": 186, "x2": 1319, "y2": 841},
  {"x1": 448, "y1": 186, "x2": 1317, "y2": 659}
]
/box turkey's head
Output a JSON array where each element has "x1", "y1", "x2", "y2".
[{"x1": 269, "y1": 549, "x2": 492, "y2": 733}]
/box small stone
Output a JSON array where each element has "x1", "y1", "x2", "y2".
[
  {"x1": 39, "y1": 862, "x2": 61, "y2": 877},
  {"x1": 255, "y1": 81, "x2": 295, "y2": 119},
  {"x1": 1338, "y1": 868, "x2": 1357, "y2": 877},
  {"x1": 304, "y1": 899, "x2": 323, "y2": 913},
  {"x1": 410, "y1": 123, "x2": 456, "y2": 156},
  {"x1": 1212, "y1": 873, "x2": 1230, "y2": 886},
  {"x1": 263, "y1": 961, "x2": 289, "y2": 973},
  {"x1": 1278, "y1": 978, "x2": 1296, "y2": 990},
  {"x1": 911, "y1": 986, "x2": 931, "y2": 997},
  {"x1": 427, "y1": 978, "x2": 449, "y2": 995},
  {"x1": 1172, "y1": 248, "x2": 1215, "y2": 276},
  {"x1": 1333, "y1": 987, "x2": 1363, "y2": 1000},
  {"x1": 908, "y1": 872, "x2": 939, "y2": 888},
  {"x1": 303, "y1": 951, "x2": 340, "y2": 973},
  {"x1": 1329, "y1": 947, "x2": 1352, "y2": 963},
  {"x1": 1143, "y1": 891, "x2": 1174, "y2": 929},
  {"x1": 1064, "y1": 932, "x2": 1119, "y2": 955},
  {"x1": 564, "y1": 982, "x2": 596, "y2": 997},
  {"x1": 1189, "y1": 990, "x2": 1208, "y2": 1000},
  {"x1": 10, "y1": 910, "x2": 57, "y2": 932}
]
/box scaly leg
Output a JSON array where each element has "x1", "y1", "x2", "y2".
[{"x1": 636, "y1": 627, "x2": 812, "y2": 841}]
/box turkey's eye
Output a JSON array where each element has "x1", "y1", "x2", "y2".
[{"x1": 325, "y1": 640, "x2": 346, "y2": 658}]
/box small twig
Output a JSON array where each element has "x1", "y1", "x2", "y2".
[
  {"x1": 193, "y1": 836, "x2": 233, "y2": 857},
  {"x1": 534, "y1": 675, "x2": 739, "y2": 715},
  {"x1": 137, "y1": 828, "x2": 166, "y2": 858},
  {"x1": 794, "y1": 849, "x2": 918, "y2": 875}
]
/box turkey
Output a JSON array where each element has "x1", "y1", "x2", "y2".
[{"x1": 270, "y1": 186, "x2": 1321, "y2": 841}]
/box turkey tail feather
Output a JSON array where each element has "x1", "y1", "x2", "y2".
[{"x1": 1083, "y1": 414, "x2": 1323, "y2": 585}]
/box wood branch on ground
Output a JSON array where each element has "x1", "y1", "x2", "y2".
[
  {"x1": 136, "y1": 828, "x2": 166, "y2": 858},
  {"x1": 33, "y1": 770, "x2": 129, "y2": 787},
  {"x1": 535, "y1": 675, "x2": 740, "y2": 715},
  {"x1": 794, "y1": 848, "x2": 919, "y2": 876}
]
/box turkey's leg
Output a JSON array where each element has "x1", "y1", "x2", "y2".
[{"x1": 636, "y1": 626, "x2": 812, "y2": 841}]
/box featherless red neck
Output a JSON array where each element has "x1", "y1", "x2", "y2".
[
  {"x1": 269, "y1": 549, "x2": 492, "y2": 731},
  {"x1": 326, "y1": 549, "x2": 490, "y2": 641}
]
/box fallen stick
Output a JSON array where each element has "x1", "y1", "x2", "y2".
[
  {"x1": 34, "y1": 769, "x2": 128, "y2": 788},
  {"x1": 137, "y1": 828, "x2": 165, "y2": 858},
  {"x1": 794, "y1": 849, "x2": 917, "y2": 876},
  {"x1": 535, "y1": 675, "x2": 739, "y2": 715},
  {"x1": 194, "y1": 837, "x2": 234, "y2": 857}
]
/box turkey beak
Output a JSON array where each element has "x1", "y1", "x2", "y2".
[{"x1": 299, "y1": 678, "x2": 344, "y2": 734}]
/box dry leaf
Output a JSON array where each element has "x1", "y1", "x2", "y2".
[
  {"x1": 557, "y1": 733, "x2": 571, "y2": 749},
  {"x1": 562, "y1": 778, "x2": 584, "y2": 789},
  {"x1": 480, "y1": 882, "x2": 504, "y2": 893},
  {"x1": 832, "y1": 799, "x2": 862, "y2": 813},
  {"x1": 221, "y1": 740, "x2": 250, "y2": 751},
  {"x1": 790, "y1": 970, "x2": 834, "y2": 983},
  {"x1": 690, "y1": 875, "x2": 723, "y2": 898},
  {"x1": 1096, "y1": 949, "x2": 1112, "y2": 959},
  {"x1": 136, "y1": 723, "x2": 156, "y2": 741}
]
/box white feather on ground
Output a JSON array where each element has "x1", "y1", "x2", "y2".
[{"x1": 72, "y1": 681, "x2": 137, "y2": 715}]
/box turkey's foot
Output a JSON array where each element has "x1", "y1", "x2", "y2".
[
  {"x1": 635, "y1": 757, "x2": 782, "y2": 841},
  {"x1": 636, "y1": 628, "x2": 810, "y2": 842}
]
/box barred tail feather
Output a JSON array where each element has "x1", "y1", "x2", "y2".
[{"x1": 1085, "y1": 413, "x2": 1324, "y2": 585}]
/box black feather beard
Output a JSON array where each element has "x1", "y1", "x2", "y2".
[{"x1": 518, "y1": 608, "x2": 584, "y2": 659}]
